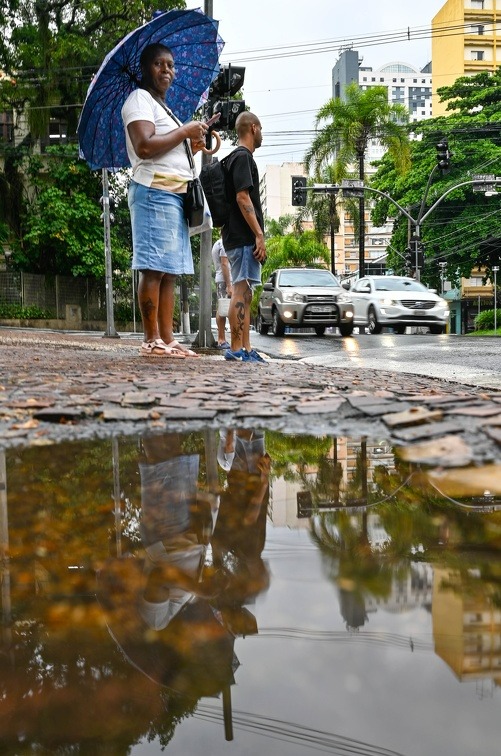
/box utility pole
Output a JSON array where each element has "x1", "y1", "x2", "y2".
[
  {"x1": 193, "y1": 0, "x2": 217, "y2": 349},
  {"x1": 358, "y1": 152, "x2": 365, "y2": 278}
]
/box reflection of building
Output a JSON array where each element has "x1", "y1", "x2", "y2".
[
  {"x1": 268, "y1": 437, "x2": 395, "y2": 527},
  {"x1": 433, "y1": 567, "x2": 501, "y2": 684},
  {"x1": 365, "y1": 562, "x2": 433, "y2": 614}
]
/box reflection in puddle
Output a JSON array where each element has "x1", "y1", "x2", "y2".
[{"x1": 0, "y1": 431, "x2": 500, "y2": 754}]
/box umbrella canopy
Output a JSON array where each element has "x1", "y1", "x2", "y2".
[{"x1": 77, "y1": 8, "x2": 224, "y2": 171}]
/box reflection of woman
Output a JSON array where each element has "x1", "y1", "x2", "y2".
[
  {"x1": 122, "y1": 43, "x2": 208, "y2": 359},
  {"x1": 98, "y1": 432, "x2": 237, "y2": 700}
]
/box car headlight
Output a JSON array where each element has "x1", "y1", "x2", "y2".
[
  {"x1": 380, "y1": 297, "x2": 397, "y2": 306},
  {"x1": 282, "y1": 292, "x2": 306, "y2": 303}
]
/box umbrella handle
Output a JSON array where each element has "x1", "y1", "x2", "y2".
[{"x1": 200, "y1": 130, "x2": 221, "y2": 155}]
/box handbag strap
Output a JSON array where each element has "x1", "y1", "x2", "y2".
[{"x1": 149, "y1": 91, "x2": 197, "y2": 176}]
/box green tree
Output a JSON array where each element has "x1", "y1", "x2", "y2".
[
  {"x1": 0, "y1": 0, "x2": 183, "y2": 270},
  {"x1": 16, "y1": 145, "x2": 130, "y2": 277},
  {"x1": 251, "y1": 230, "x2": 330, "y2": 316},
  {"x1": 370, "y1": 69, "x2": 501, "y2": 287},
  {"x1": 304, "y1": 83, "x2": 409, "y2": 275}
]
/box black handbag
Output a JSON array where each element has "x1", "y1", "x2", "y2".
[{"x1": 184, "y1": 176, "x2": 205, "y2": 227}]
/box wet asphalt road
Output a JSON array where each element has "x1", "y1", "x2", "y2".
[{"x1": 249, "y1": 331, "x2": 501, "y2": 390}]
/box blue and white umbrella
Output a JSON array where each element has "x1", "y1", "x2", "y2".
[{"x1": 77, "y1": 8, "x2": 224, "y2": 171}]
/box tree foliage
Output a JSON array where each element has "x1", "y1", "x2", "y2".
[
  {"x1": 15, "y1": 144, "x2": 130, "y2": 277},
  {"x1": 370, "y1": 69, "x2": 501, "y2": 287},
  {"x1": 0, "y1": 1, "x2": 183, "y2": 275},
  {"x1": 0, "y1": 1, "x2": 184, "y2": 136},
  {"x1": 304, "y1": 83, "x2": 410, "y2": 178},
  {"x1": 251, "y1": 229, "x2": 330, "y2": 315}
]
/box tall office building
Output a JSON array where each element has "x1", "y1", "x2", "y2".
[{"x1": 432, "y1": 0, "x2": 501, "y2": 116}]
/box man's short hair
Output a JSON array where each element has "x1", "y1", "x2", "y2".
[{"x1": 236, "y1": 111, "x2": 260, "y2": 137}]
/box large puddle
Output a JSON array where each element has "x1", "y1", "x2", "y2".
[{"x1": 1, "y1": 430, "x2": 500, "y2": 755}]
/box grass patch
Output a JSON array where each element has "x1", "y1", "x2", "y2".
[{"x1": 466, "y1": 329, "x2": 500, "y2": 336}]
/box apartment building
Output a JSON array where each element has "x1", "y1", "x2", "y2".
[{"x1": 432, "y1": 0, "x2": 501, "y2": 116}]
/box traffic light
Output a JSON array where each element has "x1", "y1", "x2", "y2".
[
  {"x1": 436, "y1": 139, "x2": 450, "y2": 172},
  {"x1": 416, "y1": 245, "x2": 424, "y2": 271},
  {"x1": 207, "y1": 64, "x2": 245, "y2": 130},
  {"x1": 404, "y1": 246, "x2": 413, "y2": 273},
  {"x1": 209, "y1": 65, "x2": 245, "y2": 98},
  {"x1": 209, "y1": 99, "x2": 246, "y2": 130},
  {"x1": 291, "y1": 176, "x2": 307, "y2": 206}
]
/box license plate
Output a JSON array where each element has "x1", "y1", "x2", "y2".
[
  {"x1": 309, "y1": 306, "x2": 331, "y2": 313},
  {"x1": 413, "y1": 309, "x2": 425, "y2": 315}
]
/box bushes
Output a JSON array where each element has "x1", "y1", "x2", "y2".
[
  {"x1": 0, "y1": 303, "x2": 55, "y2": 319},
  {"x1": 473, "y1": 309, "x2": 500, "y2": 331}
]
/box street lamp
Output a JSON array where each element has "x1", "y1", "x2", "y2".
[{"x1": 493, "y1": 266, "x2": 499, "y2": 334}]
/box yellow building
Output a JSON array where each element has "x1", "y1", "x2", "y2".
[{"x1": 432, "y1": 0, "x2": 501, "y2": 115}]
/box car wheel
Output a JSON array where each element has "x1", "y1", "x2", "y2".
[
  {"x1": 429, "y1": 324, "x2": 446, "y2": 334},
  {"x1": 338, "y1": 323, "x2": 354, "y2": 337},
  {"x1": 314, "y1": 325, "x2": 326, "y2": 337},
  {"x1": 393, "y1": 325, "x2": 406, "y2": 334},
  {"x1": 272, "y1": 309, "x2": 286, "y2": 337},
  {"x1": 257, "y1": 312, "x2": 269, "y2": 335},
  {"x1": 368, "y1": 306, "x2": 382, "y2": 334}
]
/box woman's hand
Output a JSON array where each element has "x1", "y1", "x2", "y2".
[{"x1": 184, "y1": 119, "x2": 208, "y2": 143}]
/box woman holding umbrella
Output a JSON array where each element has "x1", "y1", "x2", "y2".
[{"x1": 122, "y1": 43, "x2": 209, "y2": 358}]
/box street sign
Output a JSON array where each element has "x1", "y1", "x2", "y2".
[
  {"x1": 341, "y1": 179, "x2": 364, "y2": 197},
  {"x1": 472, "y1": 173, "x2": 496, "y2": 192}
]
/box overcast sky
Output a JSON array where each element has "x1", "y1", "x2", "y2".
[{"x1": 184, "y1": 0, "x2": 447, "y2": 170}]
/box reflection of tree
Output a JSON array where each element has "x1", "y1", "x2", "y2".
[
  {"x1": 0, "y1": 432, "x2": 244, "y2": 751},
  {"x1": 311, "y1": 509, "x2": 395, "y2": 627},
  {"x1": 265, "y1": 431, "x2": 331, "y2": 483}
]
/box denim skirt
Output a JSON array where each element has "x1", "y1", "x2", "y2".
[{"x1": 128, "y1": 180, "x2": 194, "y2": 275}]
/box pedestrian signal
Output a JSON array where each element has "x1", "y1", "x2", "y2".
[{"x1": 291, "y1": 176, "x2": 307, "y2": 206}]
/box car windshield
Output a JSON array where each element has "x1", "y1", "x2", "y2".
[
  {"x1": 278, "y1": 270, "x2": 339, "y2": 287},
  {"x1": 373, "y1": 278, "x2": 428, "y2": 292}
]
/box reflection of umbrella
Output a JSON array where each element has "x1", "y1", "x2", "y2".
[{"x1": 77, "y1": 8, "x2": 224, "y2": 170}]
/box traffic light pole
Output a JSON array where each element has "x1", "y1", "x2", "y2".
[{"x1": 293, "y1": 176, "x2": 501, "y2": 279}]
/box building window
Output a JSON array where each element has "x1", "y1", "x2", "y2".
[
  {"x1": 472, "y1": 24, "x2": 485, "y2": 34},
  {"x1": 471, "y1": 0, "x2": 484, "y2": 8},
  {"x1": 471, "y1": 50, "x2": 485, "y2": 60},
  {"x1": 0, "y1": 110, "x2": 14, "y2": 142}
]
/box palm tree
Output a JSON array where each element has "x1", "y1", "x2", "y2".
[{"x1": 304, "y1": 83, "x2": 410, "y2": 276}]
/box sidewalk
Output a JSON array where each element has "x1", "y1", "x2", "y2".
[{"x1": 0, "y1": 327, "x2": 500, "y2": 465}]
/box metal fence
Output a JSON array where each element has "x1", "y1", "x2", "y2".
[{"x1": 0, "y1": 271, "x2": 134, "y2": 321}]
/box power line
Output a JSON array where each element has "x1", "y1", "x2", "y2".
[{"x1": 222, "y1": 21, "x2": 495, "y2": 64}]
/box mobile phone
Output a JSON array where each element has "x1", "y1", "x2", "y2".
[{"x1": 205, "y1": 112, "x2": 221, "y2": 127}]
